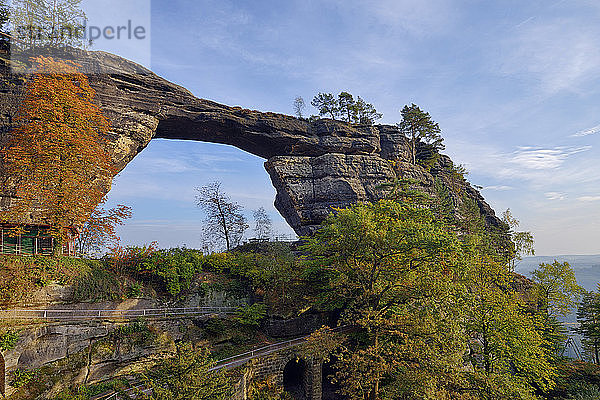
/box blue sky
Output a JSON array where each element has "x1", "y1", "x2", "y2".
[{"x1": 87, "y1": 0, "x2": 600, "y2": 255}]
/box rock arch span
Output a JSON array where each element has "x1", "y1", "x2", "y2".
[{"x1": 0, "y1": 49, "x2": 503, "y2": 234}]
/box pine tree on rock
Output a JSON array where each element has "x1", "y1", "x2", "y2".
[{"x1": 398, "y1": 103, "x2": 445, "y2": 165}]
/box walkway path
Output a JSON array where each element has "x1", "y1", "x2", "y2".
[{"x1": 0, "y1": 306, "x2": 238, "y2": 320}]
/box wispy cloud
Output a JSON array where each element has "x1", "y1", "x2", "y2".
[
  {"x1": 483, "y1": 185, "x2": 513, "y2": 191},
  {"x1": 499, "y1": 17, "x2": 600, "y2": 93},
  {"x1": 571, "y1": 124, "x2": 600, "y2": 137},
  {"x1": 545, "y1": 192, "x2": 566, "y2": 201},
  {"x1": 577, "y1": 196, "x2": 600, "y2": 202},
  {"x1": 449, "y1": 141, "x2": 597, "y2": 187},
  {"x1": 510, "y1": 146, "x2": 591, "y2": 170}
]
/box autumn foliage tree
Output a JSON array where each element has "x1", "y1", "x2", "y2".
[
  {"x1": 76, "y1": 203, "x2": 132, "y2": 256},
  {"x1": 1, "y1": 56, "x2": 114, "y2": 250}
]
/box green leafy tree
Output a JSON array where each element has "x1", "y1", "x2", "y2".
[
  {"x1": 0, "y1": 329, "x2": 19, "y2": 351},
  {"x1": 311, "y1": 92, "x2": 339, "y2": 119},
  {"x1": 531, "y1": 260, "x2": 584, "y2": 318},
  {"x1": 502, "y1": 209, "x2": 535, "y2": 270},
  {"x1": 466, "y1": 256, "x2": 557, "y2": 399},
  {"x1": 303, "y1": 199, "x2": 469, "y2": 399},
  {"x1": 577, "y1": 290, "x2": 600, "y2": 364},
  {"x1": 234, "y1": 303, "x2": 267, "y2": 327},
  {"x1": 140, "y1": 343, "x2": 232, "y2": 400},
  {"x1": 398, "y1": 104, "x2": 444, "y2": 165}
]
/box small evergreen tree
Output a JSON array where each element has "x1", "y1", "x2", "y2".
[
  {"x1": 398, "y1": 103, "x2": 445, "y2": 165},
  {"x1": 311, "y1": 92, "x2": 339, "y2": 119},
  {"x1": 337, "y1": 91, "x2": 354, "y2": 122},
  {"x1": 141, "y1": 343, "x2": 232, "y2": 399},
  {"x1": 353, "y1": 96, "x2": 382, "y2": 125}
]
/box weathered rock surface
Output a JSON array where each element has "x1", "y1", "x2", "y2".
[{"x1": 0, "y1": 48, "x2": 504, "y2": 234}]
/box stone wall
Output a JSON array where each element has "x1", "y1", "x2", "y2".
[{"x1": 248, "y1": 347, "x2": 322, "y2": 400}]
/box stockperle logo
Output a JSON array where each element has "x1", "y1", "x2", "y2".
[{"x1": 8, "y1": 0, "x2": 151, "y2": 74}]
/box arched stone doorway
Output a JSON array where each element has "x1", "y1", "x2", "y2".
[
  {"x1": 0, "y1": 352, "x2": 5, "y2": 397},
  {"x1": 283, "y1": 358, "x2": 308, "y2": 399}
]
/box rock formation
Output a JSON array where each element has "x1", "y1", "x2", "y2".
[{"x1": 0, "y1": 48, "x2": 503, "y2": 235}]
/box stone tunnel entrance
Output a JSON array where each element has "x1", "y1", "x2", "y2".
[
  {"x1": 283, "y1": 358, "x2": 309, "y2": 399},
  {"x1": 0, "y1": 352, "x2": 5, "y2": 397}
]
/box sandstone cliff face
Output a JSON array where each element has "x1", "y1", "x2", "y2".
[{"x1": 0, "y1": 48, "x2": 503, "y2": 234}]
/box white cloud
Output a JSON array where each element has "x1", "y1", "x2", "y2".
[
  {"x1": 577, "y1": 196, "x2": 600, "y2": 202},
  {"x1": 483, "y1": 185, "x2": 513, "y2": 191},
  {"x1": 545, "y1": 192, "x2": 566, "y2": 201},
  {"x1": 510, "y1": 146, "x2": 591, "y2": 170},
  {"x1": 571, "y1": 124, "x2": 600, "y2": 137},
  {"x1": 448, "y1": 141, "x2": 598, "y2": 187}
]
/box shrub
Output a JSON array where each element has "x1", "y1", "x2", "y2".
[
  {"x1": 72, "y1": 265, "x2": 122, "y2": 302},
  {"x1": 11, "y1": 368, "x2": 35, "y2": 388},
  {"x1": 0, "y1": 329, "x2": 19, "y2": 351},
  {"x1": 108, "y1": 246, "x2": 205, "y2": 296},
  {"x1": 126, "y1": 281, "x2": 143, "y2": 298},
  {"x1": 0, "y1": 255, "x2": 88, "y2": 305},
  {"x1": 113, "y1": 320, "x2": 156, "y2": 346},
  {"x1": 234, "y1": 303, "x2": 267, "y2": 327}
]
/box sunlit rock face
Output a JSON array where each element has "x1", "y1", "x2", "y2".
[{"x1": 0, "y1": 48, "x2": 503, "y2": 235}]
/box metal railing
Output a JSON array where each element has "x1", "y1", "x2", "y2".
[{"x1": 0, "y1": 306, "x2": 238, "y2": 320}]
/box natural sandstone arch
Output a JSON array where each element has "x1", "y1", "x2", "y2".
[
  {"x1": 0, "y1": 48, "x2": 504, "y2": 236},
  {"x1": 283, "y1": 357, "x2": 309, "y2": 399}
]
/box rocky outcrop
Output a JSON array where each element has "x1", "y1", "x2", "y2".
[{"x1": 0, "y1": 48, "x2": 504, "y2": 234}]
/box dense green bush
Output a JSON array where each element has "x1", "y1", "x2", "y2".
[
  {"x1": 113, "y1": 320, "x2": 156, "y2": 346},
  {"x1": 0, "y1": 329, "x2": 19, "y2": 351},
  {"x1": 11, "y1": 368, "x2": 35, "y2": 388},
  {"x1": 234, "y1": 303, "x2": 267, "y2": 327},
  {"x1": 72, "y1": 264, "x2": 122, "y2": 302}
]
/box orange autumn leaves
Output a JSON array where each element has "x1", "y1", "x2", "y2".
[{"x1": 2, "y1": 56, "x2": 114, "y2": 239}]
